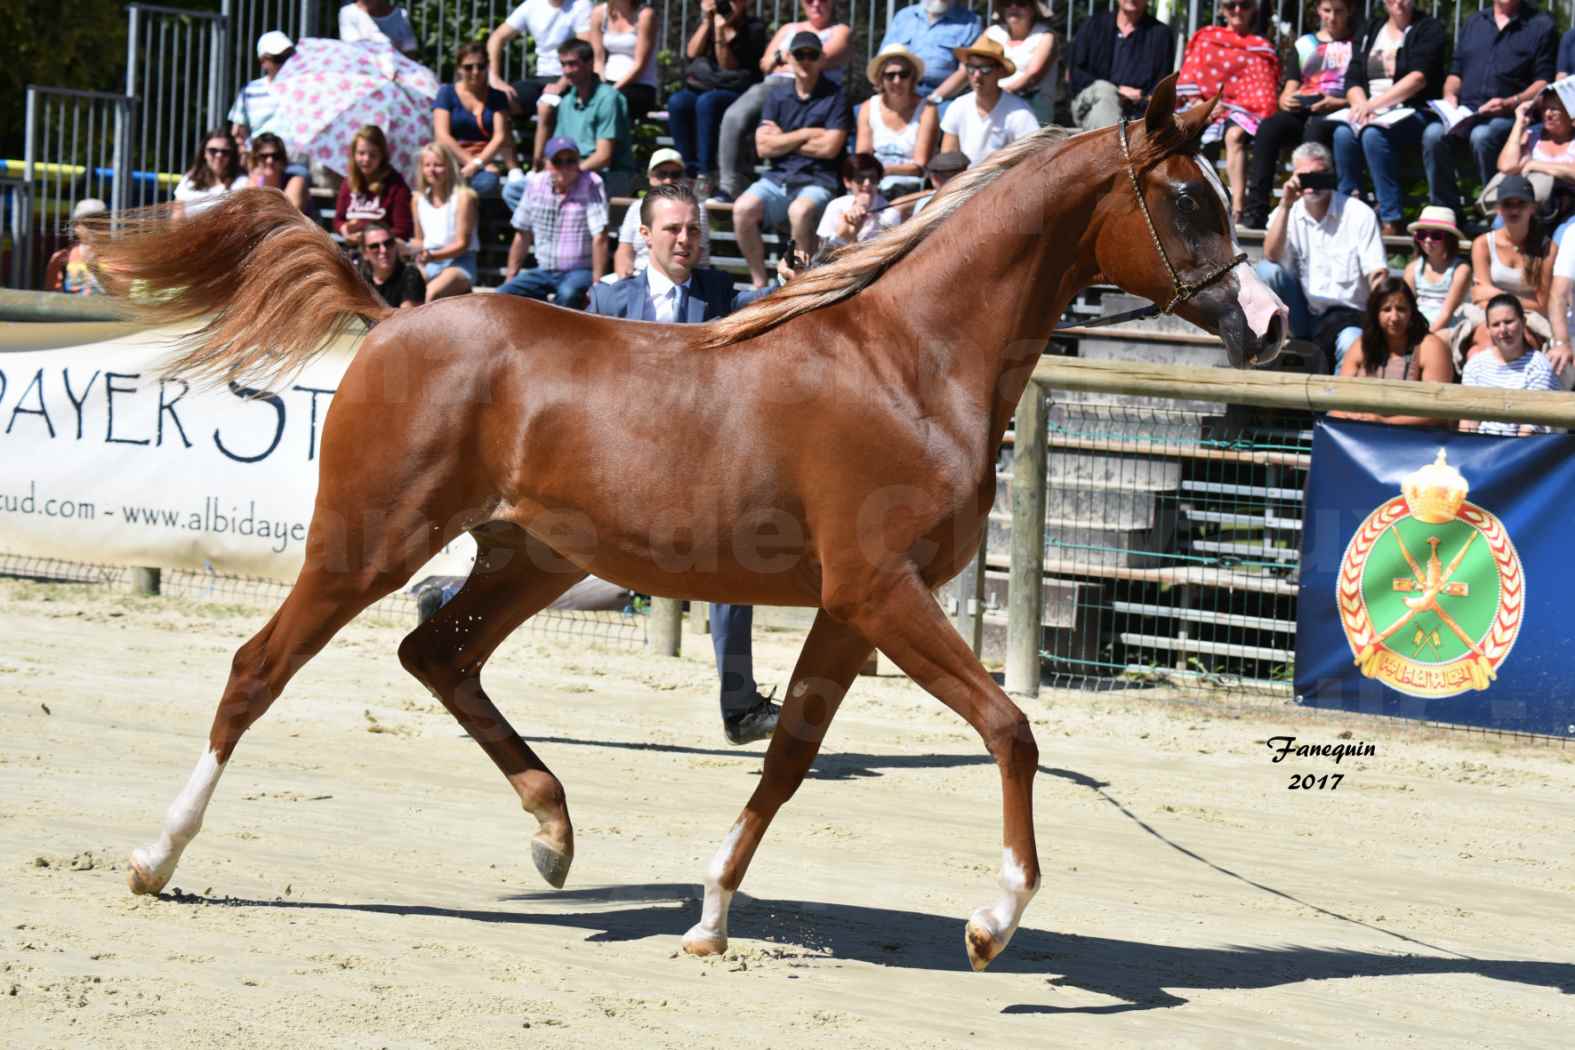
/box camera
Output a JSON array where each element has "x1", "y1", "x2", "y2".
[
  {"x1": 715, "y1": 0, "x2": 733, "y2": 17},
  {"x1": 1297, "y1": 171, "x2": 1338, "y2": 192}
]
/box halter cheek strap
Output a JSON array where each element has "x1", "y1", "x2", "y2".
[{"x1": 1116, "y1": 117, "x2": 1247, "y2": 315}]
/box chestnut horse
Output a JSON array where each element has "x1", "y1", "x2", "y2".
[{"x1": 90, "y1": 79, "x2": 1285, "y2": 970}]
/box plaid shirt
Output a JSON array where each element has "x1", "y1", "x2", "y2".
[{"x1": 509, "y1": 170, "x2": 608, "y2": 272}]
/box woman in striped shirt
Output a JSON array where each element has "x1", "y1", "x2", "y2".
[{"x1": 1460, "y1": 294, "x2": 1562, "y2": 436}]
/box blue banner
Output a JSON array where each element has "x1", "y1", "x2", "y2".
[{"x1": 1296, "y1": 420, "x2": 1575, "y2": 737}]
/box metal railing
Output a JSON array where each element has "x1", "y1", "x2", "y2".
[
  {"x1": 125, "y1": 4, "x2": 231, "y2": 209},
  {"x1": 11, "y1": 88, "x2": 134, "y2": 291}
]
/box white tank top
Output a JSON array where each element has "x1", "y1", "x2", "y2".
[
  {"x1": 417, "y1": 190, "x2": 478, "y2": 254},
  {"x1": 600, "y1": 7, "x2": 657, "y2": 88},
  {"x1": 867, "y1": 94, "x2": 921, "y2": 171}
]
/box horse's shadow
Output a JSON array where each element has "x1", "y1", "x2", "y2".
[{"x1": 168, "y1": 883, "x2": 1575, "y2": 1013}]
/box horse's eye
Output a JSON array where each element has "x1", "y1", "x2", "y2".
[{"x1": 1177, "y1": 193, "x2": 1200, "y2": 216}]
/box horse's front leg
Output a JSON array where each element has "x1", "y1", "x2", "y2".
[
  {"x1": 847, "y1": 569, "x2": 1041, "y2": 970},
  {"x1": 682, "y1": 610, "x2": 873, "y2": 956}
]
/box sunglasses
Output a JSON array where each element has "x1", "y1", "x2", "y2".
[
  {"x1": 1414, "y1": 229, "x2": 1448, "y2": 240},
  {"x1": 882, "y1": 68, "x2": 913, "y2": 80},
  {"x1": 364, "y1": 241, "x2": 394, "y2": 252},
  {"x1": 650, "y1": 166, "x2": 684, "y2": 180},
  {"x1": 848, "y1": 174, "x2": 878, "y2": 185},
  {"x1": 965, "y1": 62, "x2": 1000, "y2": 74},
  {"x1": 206, "y1": 147, "x2": 235, "y2": 156},
  {"x1": 550, "y1": 154, "x2": 581, "y2": 167},
  {"x1": 254, "y1": 152, "x2": 285, "y2": 163},
  {"x1": 1221, "y1": 1, "x2": 1254, "y2": 9},
  {"x1": 792, "y1": 50, "x2": 821, "y2": 61}
]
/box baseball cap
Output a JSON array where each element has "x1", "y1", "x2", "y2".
[
  {"x1": 1495, "y1": 174, "x2": 1536, "y2": 204},
  {"x1": 788, "y1": 31, "x2": 824, "y2": 56},
  {"x1": 256, "y1": 31, "x2": 294, "y2": 58},
  {"x1": 647, "y1": 148, "x2": 685, "y2": 174},
  {"x1": 544, "y1": 136, "x2": 582, "y2": 162},
  {"x1": 926, "y1": 151, "x2": 968, "y2": 176},
  {"x1": 72, "y1": 198, "x2": 108, "y2": 221}
]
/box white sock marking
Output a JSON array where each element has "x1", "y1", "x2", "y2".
[
  {"x1": 132, "y1": 749, "x2": 225, "y2": 889},
  {"x1": 971, "y1": 846, "x2": 1039, "y2": 950}
]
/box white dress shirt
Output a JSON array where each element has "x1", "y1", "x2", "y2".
[{"x1": 644, "y1": 265, "x2": 691, "y2": 323}]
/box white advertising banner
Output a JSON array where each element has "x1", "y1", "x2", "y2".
[{"x1": 0, "y1": 322, "x2": 474, "y2": 581}]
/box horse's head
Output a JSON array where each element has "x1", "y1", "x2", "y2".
[{"x1": 1092, "y1": 75, "x2": 1288, "y2": 369}]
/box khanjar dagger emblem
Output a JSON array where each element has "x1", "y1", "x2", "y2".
[{"x1": 1337, "y1": 449, "x2": 1524, "y2": 697}]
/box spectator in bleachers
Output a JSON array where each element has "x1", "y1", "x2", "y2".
[
  {"x1": 856, "y1": 45, "x2": 938, "y2": 198},
  {"x1": 433, "y1": 42, "x2": 518, "y2": 197},
  {"x1": 1539, "y1": 205, "x2": 1575, "y2": 378},
  {"x1": 1403, "y1": 206, "x2": 1472, "y2": 333},
  {"x1": 1560, "y1": 25, "x2": 1575, "y2": 79},
  {"x1": 1331, "y1": 0, "x2": 1448, "y2": 236},
  {"x1": 817, "y1": 153, "x2": 903, "y2": 252},
  {"x1": 879, "y1": 0, "x2": 983, "y2": 110},
  {"x1": 713, "y1": 0, "x2": 851, "y2": 203},
  {"x1": 1177, "y1": 0, "x2": 1280, "y2": 225},
  {"x1": 228, "y1": 31, "x2": 295, "y2": 155},
  {"x1": 1422, "y1": 0, "x2": 1555, "y2": 216},
  {"x1": 1259, "y1": 142, "x2": 1387, "y2": 372},
  {"x1": 339, "y1": 1, "x2": 419, "y2": 56},
  {"x1": 1459, "y1": 175, "x2": 1555, "y2": 360},
  {"x1": 1494, "y1": 88, "x2": 1575, "y2": 213},
  {"x1": 411, "y1": 144, "x2": 479, "y2": 301},
  {"x1": 1241, "y1": 0, "x2": 1354, "y2": 231},
  {"x1": 333, "y1": 124, "x2": 414, "y2": 248},
  {"x1": 1332, "y1": 278, "x2": 1454, "y2": 424},
  {"x1": 732, "y1": 31, "x2": 850, "y2": 288},
  {"x1": 175, "y1": 128, "x2": 250, "y2": 215},
  {"x1": 985, "y1": 0, "x2": 1059, "y2": 124},
  {"x1": 939, "y1": 37, "x2": 1038, "y2": 168},
  {"x1": 667, "y1": 0, "x2": 769, "y2": 193},
  {"x1": 487, "y1": 0, "x2": 594, "y2": 118},
  {"x1": 588, "y1": 0, "x2": 658, "y2": 122},
  {"x1": 500, "y1": 135, "x2": 608, "y2": 306},
  {"x1": 909, "y1": 149, "x2": 969, "y2": 215},
  {"x1": 1461, "y1": 294, "x2": 1562, "y2": 434},
  {"x1": 1067, "y1": 0, "x2": 1175, "y2": 132},
  {"x1": 533, "y1": 39, "x2": 636, "y2": 197},
  {"x1": 246, "y1": 133, "x2": 310, "y2": 214},
  {"x1": 613, "y1": 148, "x2": 711, "y2": 278},
  {"x1": 44, "y1": 198, "x2": 107, "y2": 296},
  {"x1": 359, "y1": 221, "x2": 425, "y2": 309}
]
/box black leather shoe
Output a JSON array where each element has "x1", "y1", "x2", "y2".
[{"x1": 723, "y1": 692, "x2": 780, "y2": 745}]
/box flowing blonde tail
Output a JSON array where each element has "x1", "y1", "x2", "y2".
[{"x1": 83, "y1": 188, "x2": 393, "y2": 385}]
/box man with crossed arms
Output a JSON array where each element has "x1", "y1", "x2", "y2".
[{"x1": 587, "y1": 183, "x2": 781, "y2": 744}]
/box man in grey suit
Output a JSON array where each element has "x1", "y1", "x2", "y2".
[{"x1": 587, "y1": 182, "x2": 780, "y2": 745}]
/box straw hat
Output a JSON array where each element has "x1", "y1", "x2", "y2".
[
  {"x1": 866, "y1": 44, "x2": 926, "y2": 87},
  {"x1": 1405, "y1": 205, "x2": 1463, "y2": 241},
  {"x1": 952, "y1": 36, "x2": 1016, "y2": 78}
]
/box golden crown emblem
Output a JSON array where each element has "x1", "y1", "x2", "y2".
[{"x1": 1401, "y1": 448, "x2": 1469, "y2": 524}]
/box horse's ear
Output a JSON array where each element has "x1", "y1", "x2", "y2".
[
  {"x1": 1174, "y1": 92, "x2": 1221, "y2": 145},
  {"x1": 1143, "y1": 74, "x2": 1179, "y2": 137}
]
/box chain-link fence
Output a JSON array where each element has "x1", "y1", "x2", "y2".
[{"x1": 0, "y1": 552, "x2": 648, "y2": 646}]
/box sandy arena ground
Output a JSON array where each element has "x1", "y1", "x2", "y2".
[{"x1": 1, "y1": 577, "x2": 1572, "y2": 1048}]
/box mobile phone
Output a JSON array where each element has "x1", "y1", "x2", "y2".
[
  {"x1": 1294, "y1": 93, "x2": 1323, "y2": 108},
  {"x1": 1298, "y1": 171, "x2": 1339, "y2": 191}
]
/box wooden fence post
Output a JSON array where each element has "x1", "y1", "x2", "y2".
[
  {"x1": 129, "y1": 566, "x2": 161, "y2": 596},
  {"x1": 1006, "y1": 381, "x2": 1047, "y2": 699},
  {"x1": 648, "y1": 597, "x2": 683, "y2": 656}
]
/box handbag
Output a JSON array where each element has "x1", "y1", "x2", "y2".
[{"x1": 685, "y1": 55, "x2": 752, "y2": 93}]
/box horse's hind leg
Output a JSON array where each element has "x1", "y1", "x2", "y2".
[
  {"x1": 682, "y1": 610, "x2": 873, "y2": 956},
  {"x1": 128, "y1": 559, "x2": 405, "y2": 894},
  {"x1": 397, "y1": 525, "x2": 585, "y2": 887}
]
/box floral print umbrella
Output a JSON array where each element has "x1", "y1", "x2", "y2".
[{"x1": 269, "y1": 37, "x2": 439, "y2": 182}]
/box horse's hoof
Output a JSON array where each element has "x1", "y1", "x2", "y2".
[
  {"x1": 531, "y1": 837, "x2": 572, "y2": 889},
  {"x1": 127, "y1": 851, "x2": 166, "y2": 896},
  {"x1": 964, "y1": 917, "x2": 1004, "y2": 972},
  {"x1": 681, "y1": 923, "x2": 727, "y2": 957}
]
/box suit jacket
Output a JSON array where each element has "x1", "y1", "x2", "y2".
[{"x1": 586, "y1": 266, "x2": 768, "y2": 323}]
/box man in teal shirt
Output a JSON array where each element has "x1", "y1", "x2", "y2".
[{"x1": 541, "y1": 38, "x2": 636, "y2": 197}]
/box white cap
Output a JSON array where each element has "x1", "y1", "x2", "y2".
[
  {"x1": 256, "y1": 30, "x2": 293, "y2": 58},
  {"x1": 72, "y1": 198, "x2": 108, "y2": 221},
  {"x1": 646, "y1": 148, "x2": 685, "y2": 174}
]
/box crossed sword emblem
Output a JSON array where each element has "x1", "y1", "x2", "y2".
[{"x1": 1355, "y1": 528, "x2": 1496, "y2": 690}]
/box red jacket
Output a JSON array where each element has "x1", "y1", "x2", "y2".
[{"x1": 333, "y1": 169, "x2": 414, "y2": 240}]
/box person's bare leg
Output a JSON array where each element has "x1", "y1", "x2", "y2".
[{"x1": 733, "y1": 192, "x2": 769, "y2": 287}]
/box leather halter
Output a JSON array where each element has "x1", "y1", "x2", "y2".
[{"x1": 1056, "y1": 118, "x2": 1249, "y2": 331}]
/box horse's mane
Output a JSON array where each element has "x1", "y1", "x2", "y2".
[{"x1": 698, "y1": 114, "x2": 1200, "y2": 350}]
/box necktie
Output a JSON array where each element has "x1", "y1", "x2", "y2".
[{"x1": 673, "y1": 283, "x2": 689, "y2": 323}]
